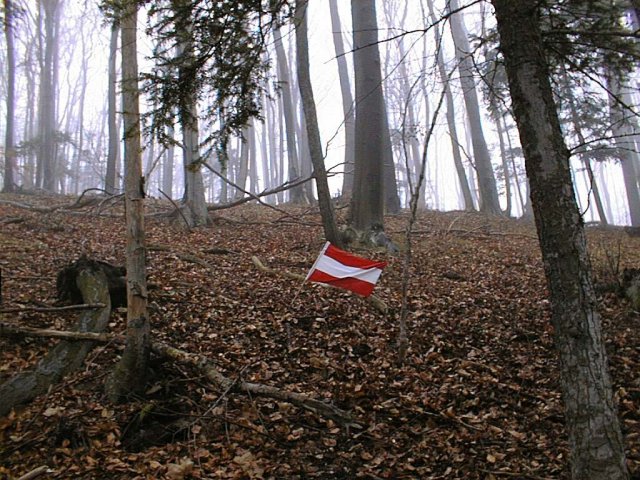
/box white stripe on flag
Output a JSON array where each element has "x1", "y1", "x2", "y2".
[{"x1": 313, "y1": 254, "x2": 383, "y2": 285}]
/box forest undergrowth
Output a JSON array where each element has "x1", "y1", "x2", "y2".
[{"x1": 0, "y1": 193, "x2": 639, "y2": 479}]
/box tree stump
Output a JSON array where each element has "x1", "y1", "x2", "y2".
[{"x1": 0, "y1": 260, "x2": 112, "y2": 417}]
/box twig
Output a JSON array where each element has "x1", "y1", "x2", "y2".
[
  {"x1": 17, "y1": 465, "x2": 49, "y2": 480},
  {"x1": 158, "y1": 189, "x2": 191, "y2": 230}
]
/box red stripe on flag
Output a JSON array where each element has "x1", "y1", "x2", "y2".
[
  {"x1": 324, "y1": 244, "x2": 387, "y2": 270},
  {"x1": 306, "y1": 269, "x2": 377, "y2": 297}
]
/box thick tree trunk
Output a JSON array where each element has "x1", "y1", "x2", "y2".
[
  {"x1": 492, "y1": 2, "x2": 628, "y2": 479},
  {"x1": 349, "y1": 0, "x2": 385, "y2": 232},
  {"x1": 294, "y1": 0, "x2": 341, "y2": 246},
  {"x1": 0, "y1": 265, "x2": 111, "y2": 417},
  {"x1": 38, "y1": 0, "x2": 60, "y2": 192},
  {"x1": 106, "y1": 4, "x2": 150, "y2": 403}
]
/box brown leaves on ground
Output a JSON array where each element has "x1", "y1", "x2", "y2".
[{"x1": 0, "y1": 194, "x2": 639, "y2": 479}]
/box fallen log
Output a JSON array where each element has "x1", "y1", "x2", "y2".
[
  {"x1": 251, "y1": 255, "x2": 388, "y2": 315},
  {"x1": 0, "y1": 325, "x2": 358, "y2": 427}
]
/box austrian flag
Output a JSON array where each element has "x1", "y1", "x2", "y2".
[{"x1": 304, "y1": 242, "x2": 387, "y2": 297}]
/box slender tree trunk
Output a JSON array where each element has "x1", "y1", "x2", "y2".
[
  {"x1": 448, "y1": 0, "x2": 501, "y2": 214},
  {"x1": 3, "y1": 0, "x2": 16, "y2": 192},
  {"x1": 329, "y1": 0, "x2": 355, "y2": 199},
  {"x1": 425, "y1": 0, "x2": 474, "y2": 211},
  {"x1": 106, "y1": 3, "x2": 150, "y2": 403},
  {"x1": 295, "y1": 0, "x2": 341, "y2": 246},
  {"x1": 234, "y1": 124, "x2": 250, "y2": 200},
  {"x1": 162, "y1": 125, "x2": 174, "y2": 197},
  {"x1": 494, "y1": 111, "x2": 512, "y2": 216},
  {"x1": 274, "y1": 26, "x2": 304, "y2": 203},
  {"x1": 492, "y1": 2, "x2": 629, "y2": 478},
  {"x1": 565, "y1": 87, "x2": 608, "y2": 225},
  {"x1": 105, "y1": 21, "x2": 120, "y2": 194}
]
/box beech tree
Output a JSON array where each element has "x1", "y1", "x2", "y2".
[
  {"x1": 491, "y1": 1, "x2": 628, "y2": 478},
  {"x1": 349, "y1": 0, "x2": 385, "y2": 234}
]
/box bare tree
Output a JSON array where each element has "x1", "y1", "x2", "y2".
[
  {"x1": 349, "y1": 0, "x2": 385, "y2": 233},
  {"x1": 37, "y1": 0, "x2": 61, "y2": 192},
  {"x1": 3, "y1": 0, "x2": 16, "y2": 192},
  {"x1": 606, "y1": 72, "x2": 640, "y2": 226},
  {"x1": 492, "y1": 1, "x2": 628, "y2": 478},
  {"x1": 448, "y1": 0, "x2": 501, "y2": 214},
  {"x1": 274, "y1": 25, "x2": 305, "y2": 204},
  {"x1": 295, "y1": 0, "x2": 341, "y2": 246},
  {"x1": 106, "y1": 0, "x2": 150, "y2": 402},
  {"x1": 328, "y1": 0, "x2": 355, "y2": 199},
  {"x1": 105, "y1": 20, "x2": 120, "y2": 194}
]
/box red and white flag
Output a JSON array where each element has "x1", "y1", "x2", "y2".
[{"x1": 304, "y1": 242, "x2": 387, "y2": 297}]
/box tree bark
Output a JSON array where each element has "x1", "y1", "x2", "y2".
[
  {"x1": 492, "y1": 1, "x2": 628, "y2": 478},
  {"x1": 106, "y1": 3, "x2": 150, "y2": 403},
  {"x1": 294, "y1": 0, "x2": 342, "y2": 247}
]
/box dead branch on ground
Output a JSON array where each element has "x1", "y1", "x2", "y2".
[{"x1": 0, "y1": 323, "x2": 357, "y2": 426}]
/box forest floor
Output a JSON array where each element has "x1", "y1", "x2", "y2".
[{"x1": 0, "y1": 193, "x2": 639, "y2": 480}]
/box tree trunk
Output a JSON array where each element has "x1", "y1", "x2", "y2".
[
  {"x1": 448, "y1": 0, "x2": 501, "y2": 214},
  {"x1": 0, "y1": 264, "x2": 111, "y2": 417},
  {"x1": 162, "y1": 125, "x2": 175, "y2": 197},
  {"x1": 105, "y1": 20, "x2": 120, "y2": 195},
  {"x1": 492, "y1": 2, "x2": 629, "y2": 478},
  {"x1": 38, "y1": 0, "x2": 60, "y2": 192},
  {"x1": 3, "y1": 0, "x2": 16, "y2": 193},
  {"x1": 328, "y1": 0, "x2": 355, "y2": 199},
  {"x1": 175, "y1": 4, "x2": 208, "y2": 226},
  {"x1": 273, "y1": 26, "x2": 305, "y2": 203},
  {"x1": 565, "y1": 84, "x2": 608, "y2": 225},
  {"x1": 106, "y1": 3, "x2": 150, "y2": 403},
  {"x1": 349, "y1": 0, "x2": 385, "y2": 232},
  {"x1": 425, "y1": 0, "x2": 474, "y2": 211},
  {"x1": 294, "y1": 0, "x2": 342, "y2": 246},
  {"x1": 606, "y1": 73, "x2": 640, "y2": 226}
]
